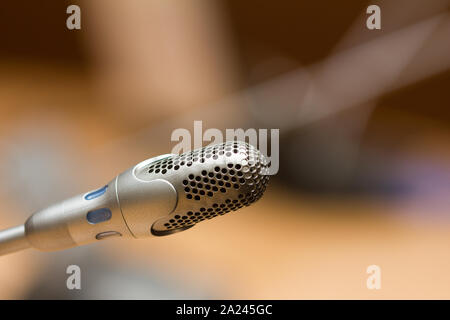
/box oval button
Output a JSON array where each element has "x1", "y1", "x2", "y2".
[
  {"x1": 96, "y1": 231, "x2": 122, "y2": 240},
  {"x1": 87, "y1": 208, "x2": 112, "y2": 224}
]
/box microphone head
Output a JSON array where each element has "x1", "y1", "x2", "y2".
[{"x1": 134, "y1": 141, "x2": 270, "y2": 235}]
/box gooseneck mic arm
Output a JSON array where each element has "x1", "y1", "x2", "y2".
[{"x1": 0, "y1": 225, "x2": 30, "y2": 256}]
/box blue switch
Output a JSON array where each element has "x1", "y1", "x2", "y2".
[{"x1": 85, "y1": 185, "x2": 108, "y2": 200}]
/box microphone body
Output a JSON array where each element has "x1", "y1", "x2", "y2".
[{"x1": 0, "y1": 142, "x2": 270, "y2": 255}]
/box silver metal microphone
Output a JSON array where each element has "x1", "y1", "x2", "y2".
[{"x1": 0, "y1": 141, "x2": 270, "y2": 256}]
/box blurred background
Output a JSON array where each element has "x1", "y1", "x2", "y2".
[{"x1": 0, "y1": 0, "x2": 450, "y2": 299}]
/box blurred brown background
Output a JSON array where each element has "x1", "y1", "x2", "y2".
[{"x1": 0, "y1": 0, "x2": 449, "y2": 299}]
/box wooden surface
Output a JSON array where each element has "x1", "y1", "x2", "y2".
[{"x1": 1, "y1": 62, "x2": 450, "y2": 299}]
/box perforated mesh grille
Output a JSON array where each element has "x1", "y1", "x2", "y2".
[{"x1": 145, "y1": 141, "x2": 270, "y2": 235}]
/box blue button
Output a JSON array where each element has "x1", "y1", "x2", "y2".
[
  {"x1": 87, "y1": 208, "x2": 112, "y2": 224},
  {"x1": 85, "y1": 185, "x2": 108, "y2": 200}
]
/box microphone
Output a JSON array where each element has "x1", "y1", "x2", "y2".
[{"x1": 0, "y1": 141, "x2": 270, "y2": 255}]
